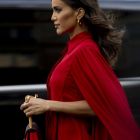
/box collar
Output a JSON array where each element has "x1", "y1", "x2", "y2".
[{"x1": 67, "y1": 31, "x2": 93, "y2": 54}]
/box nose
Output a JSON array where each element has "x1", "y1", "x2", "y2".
[{"x1": 51, "y1": 12, "x2": 57, "y2": 22}]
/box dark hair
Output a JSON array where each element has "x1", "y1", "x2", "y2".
[{"x1": 61, "y1": 0, "x2": 125, "y2": 67}]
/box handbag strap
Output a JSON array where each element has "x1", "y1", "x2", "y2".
[
  {"x1": 24, "y1": 122, "x2": 44, "y2": 140},
  {"x1": 25, "y1": 94, "x2": 38, "y2": 128}
]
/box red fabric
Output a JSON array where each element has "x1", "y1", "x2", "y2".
[
  {"x1": 46, "y1": 31, "x2": 140, "y2": 140},
  {"x1": 25, "y1": 132, "x2": 39, "y2": 140}
]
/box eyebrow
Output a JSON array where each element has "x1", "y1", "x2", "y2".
[{"x1": 53, "y1": 6, "x2": 62, "y2": 9}]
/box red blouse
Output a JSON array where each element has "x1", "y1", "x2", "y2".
[{"x1": 45, "y1": 31, "x2": 140, "y2": 140}]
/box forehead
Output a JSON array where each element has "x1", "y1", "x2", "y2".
[{"x1": 52, "y1": 0, "x2": 66, "y2": 7}]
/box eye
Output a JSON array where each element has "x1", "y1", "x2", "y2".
[{"x1": 55, "y1": 8, "x2": 62, "y2": 13}]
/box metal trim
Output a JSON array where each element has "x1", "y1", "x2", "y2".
[
  {"x1": 0, "y1": 77, "x2": 140, "y2": 93},
  {"x1": 0, "y1": 84, "x2": 47, "y2": 93}
]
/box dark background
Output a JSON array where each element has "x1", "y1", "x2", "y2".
[
  {"x1": 0, "y1": 9, "x2": 140, "y2": 87},
  {"x1": 0, "y1": 1, "x2": 140, "y2": 140}
]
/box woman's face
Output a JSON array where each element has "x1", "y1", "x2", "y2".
[{"x1": 51, "y1": 0, "x2": 78, "y2": 35}]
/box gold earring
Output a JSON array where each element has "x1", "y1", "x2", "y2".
[{"x1": 78, "y1": 20, "x2": 82, "y2": 26}]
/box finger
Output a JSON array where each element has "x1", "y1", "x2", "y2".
[
  {"x1": 24, "y1": 107, "x2": 32, "y2": 114},
  {"x1": 20, "y1": 102, "x2": 28, "y2": 111},
  {"x1": 26, "y1": 110, "x2": 34, "y2": 117},
  {"x1": 20, "y1": 103, "x2": 25, "y2": 111},
  {"x1": 24, "y1": 108, "x2": 33, "y2": 117},
  {"x1": 26, "y1": 112, "x2": 32, "y2": 117}
]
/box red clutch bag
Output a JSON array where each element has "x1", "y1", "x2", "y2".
[{"x1": 24, "y1": 122, "x2": 44, "y2": 140}]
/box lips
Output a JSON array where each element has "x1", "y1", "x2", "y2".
[{"x1": 54, "y1": 24, "x2": 60, "y2": 28}]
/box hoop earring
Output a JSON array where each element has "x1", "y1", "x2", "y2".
[{"x1": 78, "y1": 20, "x2": 82, "y2": 26}]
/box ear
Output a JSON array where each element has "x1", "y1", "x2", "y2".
[{"x1": 76, "y1": 8, "x2": 85, "y2": 21}]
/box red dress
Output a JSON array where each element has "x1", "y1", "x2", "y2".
[{"x1": 45, "y1": 31, "x2": 140, "y2": 140}]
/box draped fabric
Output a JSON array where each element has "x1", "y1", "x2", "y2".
[
  {"x1": 70, "y1": 45, "x2": 140, "y2": 140},
  {"x1": 45, "y1": 31, "x2": 140, "y2": 140}
]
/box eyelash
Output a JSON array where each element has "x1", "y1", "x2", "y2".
[{"x1": 55, "y1": 8, "x2": 61, "y2": 13}]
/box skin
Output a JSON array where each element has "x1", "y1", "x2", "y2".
[
  {"x1": 20, "y1": 0, "x2": 95, "y2": 118},
  {"x1": 51, "y1": 0, "x2": 89, "y2": 39}
]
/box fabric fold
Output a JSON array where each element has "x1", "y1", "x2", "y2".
[{"x1": 70, "y1": 45, "x2": 140, "y2": 140}]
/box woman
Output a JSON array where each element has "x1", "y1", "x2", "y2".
[{"x1": 20, "y1": 0, "x2": 140, "y2": 139}]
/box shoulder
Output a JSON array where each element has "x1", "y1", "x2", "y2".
[
  {"x1": 74, "y1": 39, "x2": 100, "y2": 57},
  {"x1": 77, "y1": 38, "x2": 100, "y2": 54},
  {"x1": 72, "y1": 39, "x2": 108, "y2": 67}
]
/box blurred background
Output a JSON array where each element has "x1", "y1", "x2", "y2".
[{"x1": 0, "y1": 0, "x2": 140, "y2": 139}]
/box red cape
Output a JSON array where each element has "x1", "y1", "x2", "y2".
[
  {"x1": 46, "y1": 32, "x2": 140, "y2": 140},
  {"x1": 70, "y1": 45, "x2": 140, "y2": 140}
]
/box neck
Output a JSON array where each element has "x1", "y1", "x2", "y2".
[{"x1": 69, "y1": 23, "x2": 89, "y2": 39}]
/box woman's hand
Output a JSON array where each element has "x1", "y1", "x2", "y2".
[
  {"x1": 20, "y1": 99, "x2": 95, "y2": 117},
  {"x1": 20, "y1": 98, "x2": 48, "y2": 117}
]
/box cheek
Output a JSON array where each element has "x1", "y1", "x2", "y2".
[{"x1": 59, "y1": 12, "x2": 76, "y2": 27}]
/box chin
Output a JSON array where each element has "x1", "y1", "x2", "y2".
[{"x1": 56, "y1": 29, "x2": 68, "y2": 35}]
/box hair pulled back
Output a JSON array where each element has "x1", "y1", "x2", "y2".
[{"x1": 61, "y1": 0, "x2": 125, "y2": 67}]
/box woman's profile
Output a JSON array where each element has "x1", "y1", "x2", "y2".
[{"x1": 20, "y1": 0, "x2": 140, "y2": 139}]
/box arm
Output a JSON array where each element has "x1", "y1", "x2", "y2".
[
  {"x1": 20, "y1": 98, "x2": 95, "y2": 117},
  {"x1": 47, "y1": 100, "x2": 95, "y2": 117}
]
